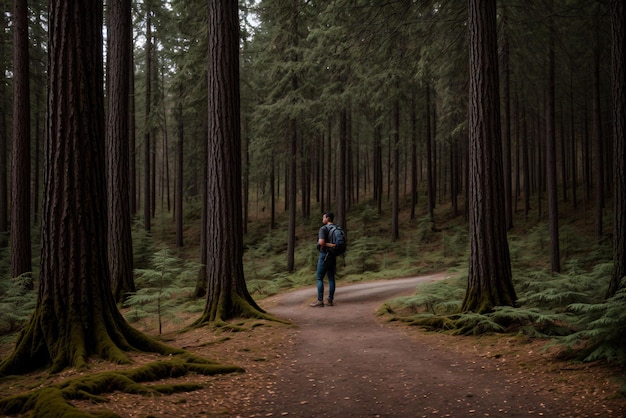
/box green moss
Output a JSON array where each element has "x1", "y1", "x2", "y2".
[
  {"x1": 31, "y1": 387, "x2": 101, "y2": 418},
  {"x1": 0, "y1": 355, "x2": 243, "y2": 417}
]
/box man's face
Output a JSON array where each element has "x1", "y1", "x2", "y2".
[{"x1": 323, "y1": 214, "x2": 329, "y2": 224}]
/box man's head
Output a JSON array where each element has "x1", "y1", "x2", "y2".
[{"x1": 323, "y1": 211, "x2": 334, "y2": 223}]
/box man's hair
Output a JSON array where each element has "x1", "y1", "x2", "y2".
[{"x1": 323, "y1": 211, "x2": 334, "y2": 222}]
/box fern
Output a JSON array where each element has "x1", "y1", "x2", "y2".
[
  {"x1": 124, "y1": 248, "x2": 197, "y2": 334},
  {"x1": 558, "y1": 281, "x2": 626, "y2": 365},
  {"x1": 384, "y1": 277, "x2": 465, "y2": 315},
  {"x1": 451, "y1": 312, "x2": 504, "y2": 335}
]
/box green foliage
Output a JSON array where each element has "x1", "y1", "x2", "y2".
[
  {"x1": 382, "y1": 276, "x2": 465, "y2": 316},
  {"x1": 0, "y1": 273, "x2": 36, "y2": 336},
  {"x1": 557, "y1": 279, "x2": 626, "y2": 365},
  {"x1": 124, "y1": 248, "x2": 198, "y2": 334},
  {"x1": 514, "y1": 267, "x2": 605, "y2": 309},
  {"x1": 380, "y1": 259, "x2": 618, "y2": 348}
]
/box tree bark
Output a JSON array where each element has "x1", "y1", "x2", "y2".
[
  {"x1": 194, "y1": 0, "x2": 266, "y2": 324},
  {"x1": 337, "y1": 106, "x2": 347, "y2": 227},
  {"x1": 106, "y1": 0, "x2": 136, "y2": 301},
  {"x1": 129, "y1": 36, "x2": 137, "y2": 215},
  {"x1": 462, "y1": 0, "x2": 516, "y2": 313},
  {"x1": 593, "y1": 15, "x2": 604, "y2": 241},
  {"x1": 546, "y1": 9, "x2": 561, "y2": 273},
  {"x1": 391, "y1": 100, "x2": 400, "y2": 241},
  {"x1": 608, "y1": 0, "x2": 626, "y2": 297},
  {"x1": 11, "y1": 0, "x2": 32, "y2": 278},
  {"x1": 0, "y1": 0, "x2": 172, "y2": 376},
  {"x1": 410, "y1": 92, "x2": 418, "y2": 220},
  {"x1": 287, "y1": 118, "x2": 297, "y2": 272},
  {"x1": 501, "y1": 5, "x2": 513, "y2": 230},
  {"x1": 286, "y1": 0, "x2": 298, "y2": 272},
  {"x1": 0, "y1": 6, "x2": 8, "y2": 239},
  {"x1": 144, "y1": 4, "x2": 153, "y2": 232},
  {"x1": 425, "y1": 84, "x2": 435, "y2": 222},
  {"x1": 176, "y1": 83, "x2": 184, "y2": 248}
]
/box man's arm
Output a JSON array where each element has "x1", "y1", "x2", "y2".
[{"x1": 319, "y1": 225, "x2": 335, "y2": 248}]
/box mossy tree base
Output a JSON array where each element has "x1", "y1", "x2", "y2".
[
  {"x1": 191, "y1": 290, "x2": 288, "y2": 327},
  {"x1": 0, "y1": 357, "x2": 243, "y2": 418},
  {"x1": 0, "y1": 299, "x2": 183, "y2": 376}
]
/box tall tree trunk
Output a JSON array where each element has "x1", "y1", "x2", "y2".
[
  {"x1": 373, "y1": 124, "x2": 383, "y2": 214},
  {"x1": 0, "y1": 99, "x2": 6, "y2": 242},
  {"x1": 107, "y1": 0, "x2": 135, "y2": 301},
  {"x1": 425, "y1": 84, "x2": 435, "y2": 222},
  {"x1": 546, "y1": 10, "x2": 561, "y2": 273},
  {"x1": 129, "y1": 35, "x2": 137, "y2": 215},
  {"x1": 0, "y1": 2, "x2": 7, "y2": 240},
  {"x1": 593, "y1": 15, "x2": 605, "y2": 241},
  {"x1": 391, "y1": 101, "x2": 400, "y2": 241},
  {"x1": 522, "y1": 106, "x2": 531, "y2": 219},
  {"x1": 462, "y1": 0, "x2": 516, "y2": 313},
  {"x1": 242, "y1": 110, "x2": 250, "y2": 233},
  {"x1": 11, "y1": 0, "x2": 32, "y2": 279},
  {"x1": 144, "y1": 4, "x2": 152, "y2": 232},
  {"x1": 270, "y1": 155, "x2": 276, "y2": 229},
  {"x1": 570, "y1": 72, "x2": 578, "y2": 210},
  {"x1": 410, "y1": 92, "x2": 418, "y2": 220},
  {"x1": 0, "y1": 0, "x2": 173, "y2": 376},
  {"x1": 161, "y1": 72, "x2": 171, "y2": 213},
  {"x1": 608, "y1": 0, "x2": 626, "y2": 297},
  {"x1": 347, "y1": 107, "x2": 354, "y2": 209},
  {"x1": 337, "y1": 107, "x2": 347, "y2": 227},
  {"x1": 559, "y1": 103, "x2": 568, "y2": 202},
  {"x1": 287, "y1": 119, "x2": 297, "y2": 272},
  {"x1": 501, "y1": 6, "x2": 513, "y2": 230},
  {"x1": 194, "y1": 122, "x2": 208, "y2": 299},
  {"x1": 193, "y1": 0, "x2": 266, "y2": 324},
  {"x1": 286, "y1": 0, "x2": 299, "y2": 272},
  {"x1": 175, "y1": 82, "x2": 184, "y2": 248}
]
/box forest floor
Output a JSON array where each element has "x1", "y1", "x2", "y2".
[{"x1": 2, "y1": 272, "x2": 626, "y2": 417}]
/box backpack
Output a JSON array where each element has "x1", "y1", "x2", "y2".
[{"x1": 327, "y1": 224, "x2": 347, "y2": 256}]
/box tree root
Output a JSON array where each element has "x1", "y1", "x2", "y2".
[{"x1": 0, "y1": 357, "x2": 244, "y2": 418}]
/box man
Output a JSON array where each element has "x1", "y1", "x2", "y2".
[{"x1": 310, "y1": 211, "x2": 337, "y2": 307}]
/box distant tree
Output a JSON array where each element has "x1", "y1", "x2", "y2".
[
  {"x1": 144, "y1": 1, "x2": 153, "y2": 232},
  {"x1": 608, "y1": 0, "x2": 626, "y2": 298},
  {"x1": 175, "y1": 82, "x2": 184, "y2": 248},
  {"x1": 501, "y1": 4, "x2": 513, "y2": 230},
  {"x1": 546, "y1": 8, "x2": 561, "y2": 273},
  {"x1": 391, "y1": 100, "x2": 400, "y2": 241},
  {"x1": 0, "y1": 103, "x2": 6, "y2": 244},
  {"x1": 192, "y1": 0, "x2": 267, "y2": 324},
  {"x1": 593, "y1": 12, "x2": 605, "y2": 241},
  {"x1": 0, "y1": 0, "x2": 8, "y2": 241},
  {"x1": 106, "y1": 0, "x2": 136, "y2": 301},
  {"x1": 0, "y1": 0, "x2": 170, "y2": 375},
  {"x1": 462, "y1": 0, "x2": 517, "y2": 313},
  {"x1": 10, "y1": 0, "x2": 32, "y2": 279}
]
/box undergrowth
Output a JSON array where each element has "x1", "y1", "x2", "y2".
[
  {"x1": 378, "y1": 230, "x2": 626, "y2": 368},
  {"x1": 124, "y1": 247, "x2": 199, "y2": 334}
]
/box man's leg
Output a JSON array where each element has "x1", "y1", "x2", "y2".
[
  {"x1": 311, "y1": 254, "x2": 326, "y2": 306},
  {"x1": 327, "y1": 256, "x2": 336, "y2": 303}
]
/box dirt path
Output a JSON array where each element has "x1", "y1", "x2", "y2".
[
  {"x1": 247, "y1": 273, "x2": 614, "y2": 417},
  {"x1": 3, "y1": 273, "x2": 623, "y2": 417}
]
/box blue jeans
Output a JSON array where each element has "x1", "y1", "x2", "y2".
[{"x1": 316, "y1": 252, "x2": 336, "y2": 301}]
